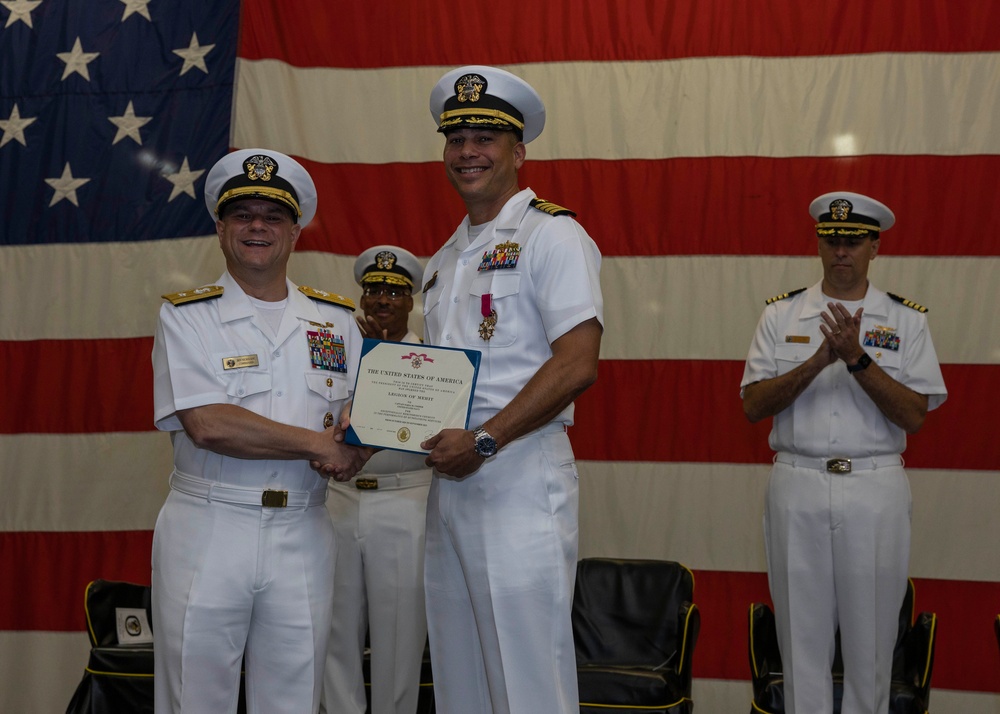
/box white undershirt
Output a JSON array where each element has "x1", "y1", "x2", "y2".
[{"x1": 249, "y1": 296, "x2": 286, "y2": 338}]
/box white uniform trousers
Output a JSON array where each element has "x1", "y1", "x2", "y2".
[
  {"x1": 321, "y1": 470, "x2": 432, "y2": 714},
  {"x1": 424, "y1": 426, "x2": 579, "y2": 714},
  {"x1": 764, "y1": 457, "x2": 911, "y2": 714},
  {"x1": 152, "y1": 488, "x2": 336, "y2": 714}
]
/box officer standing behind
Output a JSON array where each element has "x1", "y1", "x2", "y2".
[
  {"x1": 151, "y1": 149, "x2": 371, "y2": 714},
  {"x1": 322, "y1": 245, "x2": 432, "y2": 714},
  {"x1": 741, "y1": 192, "x2": 947, "y2": 714},
  {"x1": 420, "y1": 66, "x2": 604, "y2": 714}
]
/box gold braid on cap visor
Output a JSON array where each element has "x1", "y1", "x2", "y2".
[
  {"x1": 362, "y1": 272, "x2": 413, "y2": 288},
  {"x1": 215, "y1": 186, "x2": 302, "y2": 218},
  {"x1": 439, "y1": 107, "x2": 525, "y2": 131},
  {"x1": 816, "y1": 222, "x2": 881, "y2": 235}
]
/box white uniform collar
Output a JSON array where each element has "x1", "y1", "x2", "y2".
[
  {"x1": 215, "y1": 271, "x2": 330, "y2": 346},
  {"x1": 444, "y1": 187, "x2": 537, "y2": 253},
  {"x1": 799, "y1": 280, "x2": 891, "y2": 320}
]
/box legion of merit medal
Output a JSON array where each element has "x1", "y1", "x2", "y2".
[{"x1": 479, "y1": 293, "x2": 497, "y2": 341}]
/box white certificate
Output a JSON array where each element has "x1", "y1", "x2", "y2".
[{"x1": 345, "y1": 339, "x2": 481, "y2": 453}]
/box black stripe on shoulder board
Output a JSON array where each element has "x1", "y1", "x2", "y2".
[
  {"x1": 765, "y1": 287, "x2": 807, "y2": 305},
  {"x1": 887, "y1": 292, "x2": 928, "y2": 313},
  {"x1": 529, "y1": 198, "x2": 576, "y2": 217}
]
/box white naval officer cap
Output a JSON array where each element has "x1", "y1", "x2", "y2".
[
  {"x1": 354, "y1": 245, "x2": 423, "y2": 290},
  {"x1": 204, "y1": 148, "x2": 318, "y2": 227},
  {"x1": 809, "y1": 191, "x2": 895, "y2": 237},
  {"x1": 429, "y1": 65, "x2": 546, "y2": 144}
]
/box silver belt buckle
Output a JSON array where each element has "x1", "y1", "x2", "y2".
[
  {"x1": 826, "y1": 458, "x2": 852, "y2": 474},
  {"x1": 262, "y1": 489, "x2": 289, "y2": 507}
]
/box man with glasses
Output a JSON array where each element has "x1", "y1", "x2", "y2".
[
  {"x1": 321, "y1": 245, "x2": 432, "y2": 714},
  {"x1": 740, "y1": 192, "x2": 947, "y2": 714}
]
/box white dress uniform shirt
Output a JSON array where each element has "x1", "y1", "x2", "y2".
[
  {"x1": 151, "y1": 270, "x2": 362, "y2": 714},
  {"x1": 421, "y1": 187, "x2": 603, "y2": 714},
  {"x1": 743, "y1": 281, "x2": 947, "y2": 457}
]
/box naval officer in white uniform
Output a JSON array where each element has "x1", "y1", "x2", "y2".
[
  {"x1": 322, "y1": 245, "x2": 432, "y2": 714},
  {"x1": 152, "y1": 149, "x2": 371, "y2": 714},
  {"x1": 419, "y1": 65, "x2": 604, "y2": 714},
  {"x1": 741, "y1": 191, "x2": 947, "y2": 714}
]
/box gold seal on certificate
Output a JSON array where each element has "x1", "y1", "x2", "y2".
[{"x1": 345, "y1": 339, "x2": 481, "y2": 454}]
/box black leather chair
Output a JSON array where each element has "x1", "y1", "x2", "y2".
[
  {"x1": 573, "y1": 558, "x2": 700, "y2": 714},
  {"x1": 747, "y1": 579, "x2": 937, "y2": 714},
  {"x1": 66, "y1": 579, "x2": 156, "y2": 714},
  {"x1": 66, "y1": 579, "x2": 247, "y2": 714}
]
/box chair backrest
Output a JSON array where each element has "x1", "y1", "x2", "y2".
[
  {"x1": 572, "y1": 557, "x2": 694, "y2": 669},
  {"x1": 84, "y1": 579, "x2": 153, "y2": 648}
]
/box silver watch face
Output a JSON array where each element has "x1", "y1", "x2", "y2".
[{"x1": 474, "y1": 429, "x2": 498, "y2": 457}]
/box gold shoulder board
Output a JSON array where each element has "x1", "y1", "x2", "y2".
[
  {"x1": 888, "y1": 292, "x2": 928, "y2": 313},
  {"x1": 530, "y1": 198, "x2": 577, "y2": 217},
  {"x1": 765, "y1": 287, "x2": 807, "y2": 305},
  {"x1": 299, "y1": 285, "x2": 356, "y2": 311},
  {"x1": 162, "y1": 285, "x2": 224, "y2": 305}
]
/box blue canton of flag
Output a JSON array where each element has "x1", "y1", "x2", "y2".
[{"x1": 0, "y1": 0, "x2": 239, "y2": 244}]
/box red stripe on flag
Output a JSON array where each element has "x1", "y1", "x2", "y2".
[
  {"x1": 572, "y1": 361, "x2": 998, "y2": 470},
  {"x1": 0, "y1": 531, "x2": 152, "y2": 632},
  {"x1": 0, "y1": 339, "x2": 153, "y2": 435},
  {"x1": 4, "y1": 527, "x2": 997, "y2": 693},
  {"x1": 238, "y1": 0, "x2": 1000, "y2": 68},
  {"x1": 298, "y1": 156, "x2": 1000, "y2": 258},
  {"x1": 692, "y1": 570, "x2": 1000, "y2": 693},
  {"x1": 2, "y1": 344, "x2": 994, "y2": 471}
]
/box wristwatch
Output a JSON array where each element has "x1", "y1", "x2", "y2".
[
  {"x1": 847, "y1": 353, "x2": 873, "y2": 374},
  {"x1": 472, "y1": 426, "x2": 498, "y2": 458}
]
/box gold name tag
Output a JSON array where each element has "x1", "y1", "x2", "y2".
[
  {"x1": 784, "y1": 335, "x2": 810, "y2": 344},
  {"x1": 222, "y1": 354, "x2": 260, "y2": 370}
]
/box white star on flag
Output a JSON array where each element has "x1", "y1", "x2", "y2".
[
  {"x1": 108, "y1": 101, "x2": 152, "y2": 145},
  {"x1": 163, "y1": 157, "x2": 206, "y2": 201},
  {"x1": 0, "y1": 103, "x2": 36, "y2": 148},
  {"x1": 57, "y1": 37, "x2": 100, "y2": 81},
  {"x1": 1, "y1": 0, "x2": 42, "y2": 28},
  {"x1": 119, "y1": 0, "x2": 152, "y2": 22},
  {"x1": 45, "y1": 163, "x2": 91, "y2": 207},
  {"x1": 173, "y1": 32, "x2": 215, "y2": 76}
]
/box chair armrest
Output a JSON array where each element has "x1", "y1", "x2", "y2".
[{"x1": 675, "y1": 601, "x2": 700, "y2": 685}]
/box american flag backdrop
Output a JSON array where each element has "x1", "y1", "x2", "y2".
[{"x1": 2, "y1": 1, "x2": 1000, "y2": 712}]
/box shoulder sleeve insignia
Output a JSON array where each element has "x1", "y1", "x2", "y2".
[
  {"x1": 887, "y1": 292, "x2": 928, "y2": 313},
  {"x1": 529, "y1": 198, "x2": 577, "y2": 217},
  {"x1": 298, "y1": 285, "x2": 356, "y2": 311},
  {"x1": 161, "y1": 285, "x2": 224, "y2": 305},
  {"x1": 765, "y1": 287, "x2": 807, "y2": 305}
]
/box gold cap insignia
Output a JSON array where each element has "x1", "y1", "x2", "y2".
[
  {"x1": 375, "y1": 250, "x2": 397, "y2": 270},
  {"x1": 829, "y1": 198, "x2": 852, "y2": 221},
  {"x1": 456, "y1": 74, "x2": 485, "y2": 103},
  {"x1": 245, "y1": 154, "x2": 276, "y2": 182}
]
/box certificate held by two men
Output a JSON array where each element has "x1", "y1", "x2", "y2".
[{"x1": 345, "y1": 339, "x2": 481, "y2": 454}]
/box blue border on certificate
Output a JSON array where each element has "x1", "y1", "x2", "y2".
[{"x1": 344, "y1": 338, "x2": 482, "y2": 453}]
